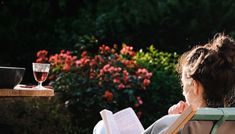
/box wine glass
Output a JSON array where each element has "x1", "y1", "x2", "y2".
[{"x1": 32, "y1": 63, "x2": 50, "y2": 89}]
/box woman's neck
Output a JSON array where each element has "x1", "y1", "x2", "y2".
[{"x1": 191, "y1": 99, "x2": 207, "y2": 109}]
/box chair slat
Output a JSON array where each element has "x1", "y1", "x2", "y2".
[{"x1": 191, "y1": 108, "x2": 235, "y2": 121}]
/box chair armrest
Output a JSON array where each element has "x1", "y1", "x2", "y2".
[{"x1": 191, "y1": 107, "x2": 235, "y2": 121}]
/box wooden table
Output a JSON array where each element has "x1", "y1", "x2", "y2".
[
  {"x1": 0, "y1": 84, "x2": 54, "y2": 97},
  {"x1": 0, "y1": 84, "x2": 55, "y2": 133}
]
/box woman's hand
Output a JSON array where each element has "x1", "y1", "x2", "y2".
[{"x1": 168, "y1": 101, "x2": 189, "y2": 114}]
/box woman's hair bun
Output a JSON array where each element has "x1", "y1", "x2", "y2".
[{"x1": 210, "y1": 33, "x2": 235, "y2": 68}]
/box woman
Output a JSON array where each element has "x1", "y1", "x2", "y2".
[{"x1": 144, "y1": 33, "x2": 235, "y2": 134}]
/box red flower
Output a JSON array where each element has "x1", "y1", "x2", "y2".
[
  {"x1": 137, "y1": 111, "x2": 142, "y2": 118},
  {"x1": 136, "y1": 68, "x2": 152, "y2": 79},
  {"x1": 94, "y1": 55, "x2": 105, "y2": 63},
  {"x1": 63, "y1": 63, "x2": 71, "y2": 72},
  {"x1": 36, "y1": 50, "x2": 48, "y2": 63},
  {"x1": 143, "y1": 79, "x2": 151, "y2": 87},
  {"x1": 113, "y1": 78, "x2": 120, "y2": 83},
  {"x1": 89, "y1": 70, "x2": 96, "y2": 79},
  {"x1": 137, "y1": 96, "x2": 143, "y2": 105},
  {"x1": 76, "y1": 57, "x2": 90, "y2": 67},
  {"x1": 123, "y1": 70, "x2": 129, "y2": 83},
  {"x1": 118, "y1": 83, "x2": 125, "y2": 90},
  {"x1": 134, "y1": 103, "x2": 140, "y2": 108},
  {"x1": 48, "y1": 50, "x2": 78, "y2": 72},
  {"x1": 99, "y1": 45, "x2": 111, "y2": 54},
  {"x1": 37, "y1": 50, "x2": 48, "y2": 58},
  {"x1": 103, "y1": 90, "x2": 113, "y2": 102},
  {"x1": 81, "y1": 51, "x2": 87, "y2": 57},
  {"x1": 120, "y1": 44, "x2": 136, "y2": 57}
]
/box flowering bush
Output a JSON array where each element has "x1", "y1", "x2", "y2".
[{"x1": 36, "y1": 44, "x2": 152, "y2": 131}]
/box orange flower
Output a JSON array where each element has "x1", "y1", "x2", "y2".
[{"x1": 103, "y1": 90, "x2": 113, "y2": 102}]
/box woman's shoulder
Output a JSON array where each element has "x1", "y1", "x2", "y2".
[{"x1": 143, "y1": 114, "x2": 180, "y2": 134}]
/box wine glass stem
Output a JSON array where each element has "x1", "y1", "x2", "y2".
[{"x1": 38, "y1": 82, "x2": 43, "y2": 88}]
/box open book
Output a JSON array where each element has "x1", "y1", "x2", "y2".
[
  {"x1": 100, "y1": 107, "x2": 145, "y2": 134},
  {"x1": 99, "y1": 106, "x2": 195, "y2": 134}
]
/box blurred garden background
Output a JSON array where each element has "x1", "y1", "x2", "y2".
[{"x1": 0, "y1": 0, "x2": 235, "y2": 133}]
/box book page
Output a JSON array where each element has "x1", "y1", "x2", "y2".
[
  {"x1": 113, "y1": 107, "x2": 144, "y2": 134},
  {"x1": 100, "y1": 109, "x2": 121, "y2": 134}
]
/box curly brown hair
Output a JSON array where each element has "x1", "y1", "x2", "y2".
[{"x1": 177, "y1": 33, "x2": 235, "y2": 107}]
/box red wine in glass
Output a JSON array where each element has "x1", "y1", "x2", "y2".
[
  {"x1": 32, "y1": 63, "x2": 50, "y2": 89},
  {"x1": 33, "y1": 71, "x2": 49, "y2": 82}
]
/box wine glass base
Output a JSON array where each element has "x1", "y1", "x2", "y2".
[{"x1": 34, "y1": 85, "x2": 48, "y2": 90}]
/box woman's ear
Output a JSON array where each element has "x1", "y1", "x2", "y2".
[
  {"x1": 192, "y1": 80, "x2": 203, "y2": 96},
  {"x1": 192, "y1": 80, "x2": 199, "y2": 95}
]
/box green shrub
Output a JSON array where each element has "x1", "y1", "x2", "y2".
[{"x1": 135, "y1": 45, "x2": 184, "y2": 127}]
